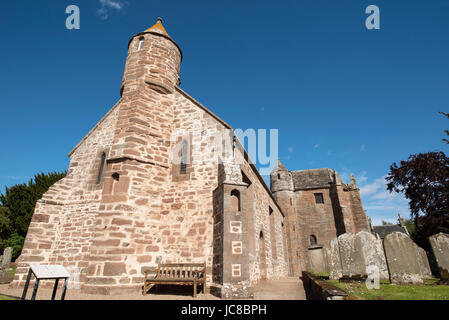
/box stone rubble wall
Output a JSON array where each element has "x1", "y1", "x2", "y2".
[{"x1": 12, "y1": 102, "x2": 121, "y2": 289}]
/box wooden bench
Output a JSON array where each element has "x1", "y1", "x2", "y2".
[{"x1": 142, "y1": 263, "x2": 206, "y2": 298}]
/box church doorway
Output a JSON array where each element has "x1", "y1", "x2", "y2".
[{"x1": 259, "y1": 231, "x2": 267, "y2": 280}]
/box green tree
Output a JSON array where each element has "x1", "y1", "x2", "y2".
[
  {"x1": 0, "y1": 206, "x2": 12, "y2": 250},
  {"x1": 0, "y1": 171, "x2": 66, "y2": 259}
]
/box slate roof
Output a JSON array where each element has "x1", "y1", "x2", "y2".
[
  {"x1": 373, "y1": 225, "x2": 407, "y2": 239},
  {"x1": 291, "y1": 168, "x2": 334, "y2": 190}
]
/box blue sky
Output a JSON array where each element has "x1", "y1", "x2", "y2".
[{"x1": 0, "y1": 0, "x2": 448, "y2": 225}]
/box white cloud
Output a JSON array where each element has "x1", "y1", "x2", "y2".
[
  {"x1": 360, "y1": 144, "x2": 366, "y2": 151},
  {"x1": 358, "y1": 174, "x2": 411, "y2": 227},
  {"x1": 288, "y1": 147, "x2": 294, "y2": 153},
  {"x1": 358, "y1": 171, "x2": 368, "y2": 183},
  {"x1": 97, "y1": 0, "x2": 126, "y2": 20},
  {"x1": 313, "y1": 144, "x2": 320, "y2": 149},
  {"x1": 359, "y1": 176, "x2": 386, "y2": 196}
]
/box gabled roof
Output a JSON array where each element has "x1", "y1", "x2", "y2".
[
  {"x1": 292, "y1": 168, "x2": 334, "y2": 190},
  {"x1": 373, "y1": 225, "x2": 407, "y2": 239}
]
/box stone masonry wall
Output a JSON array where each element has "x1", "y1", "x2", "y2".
[
  {"x1": 12, "y1": 26, "x2": 289, "y2": 295},
  {"x1": 294, "y1": 188, "x2": 339, "y2": 271},
  {"x1": 12, "y1": 102, "x2": 121, "y2": 289},
  {"x1": 235, "y1": 158, "x2": 288, "y2": 283}
]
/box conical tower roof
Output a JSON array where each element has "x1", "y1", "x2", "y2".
[
  {"x1": 272, "y1": 159, "x2": 288, "y2": 173},
  {"x1": 145, "y1": 17, "x2": 171, "y2": 37}
]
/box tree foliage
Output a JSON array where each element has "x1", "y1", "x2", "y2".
[
  {"x1": 386, "y1": 151, "x2": 449, "y2": 248},
  {"x1": 0, "y1": 171, "x2": 66, "y2": 260},
  {"x1": 386, "y1": 112, "x2": 449, "y2": 249}
]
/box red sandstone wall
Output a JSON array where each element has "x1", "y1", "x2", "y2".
[
  {"x1": 12, "y1": 102, "x2": 121, "y2": 289},
  {"x1": 234, "y1": 154, "x2": 289, "y2": 282}
]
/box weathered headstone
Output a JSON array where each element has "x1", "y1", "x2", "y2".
[
  {"x1": 338, "y1": 233, "x2": 365, "y2": 278},
  {"x1": 383, "y1": 232, "x2": 423, "y2": 284},
  {"x1": 357, "y1": 231, "x2": 389, "y2": 280},
  {"x1": 415, "y1": 245, "x2": 432, "y2": 278},
  {"x1": 1, "y1": 247, "x2": 12, "y2": 269},
  {"x1": 429, "y1": 233, "x2": 449, "y2": 282},
  {"x1": 0, "y1": 247, "x2": 13, "y2": 284},
  {"x1": 326, "y1": 238, "x2": 342, "y2": 280},
  {"x1": 308, "y1": 246, "x2": 327, "y2": 273}
]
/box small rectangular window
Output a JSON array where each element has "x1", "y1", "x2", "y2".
[
  {"x1": 180, "y1": 162, "x2": 187, "y2": 175},
  {"x1": 314, "y1": 193, "x2": 324, "y2": 204}
]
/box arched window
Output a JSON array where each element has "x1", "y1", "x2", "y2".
[
  {"x1": 138, "y1": 37, "x2": 145, "y2": 50},
  {"x1": 180, "y1": 139, "x2": 188, "y2": 174},
  {"x1": 96, "y1": 152, "x2": 106, "y2": 184},
  {"x1": 230, "y1": 189, "x2": 241, "y2": 212},
  {"x1": 310, "y1": 235, "x2": 317, "y2": 246},
  {"x1": 277, "y1": 174, "x2": 280, "y2": 180}
]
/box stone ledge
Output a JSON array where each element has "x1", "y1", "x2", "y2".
[{"x1": 301, "y1": 271, "x2": 348, "y2": 300}]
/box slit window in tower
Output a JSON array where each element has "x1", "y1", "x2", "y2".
[
  {"x1": 96, "y1": 152, "x2": 106, "y2": 184},
  {"x1": 180, "y1": 139, "x2": 188, "y2": 174},
  {"x1": 314, "y1": 193, "x2": 324, "y2": 204},
  {"x1": 138, "y1": 37, "x2": 144, "y2": 50}
]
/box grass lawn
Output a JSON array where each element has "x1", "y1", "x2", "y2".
[
  {"x1": 327, "y1": 278, "x2": 449, "y2": 300},
  {"x1": 0, "y1": 295, "x2": 16, "y2": 301}
]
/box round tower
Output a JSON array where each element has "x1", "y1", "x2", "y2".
[
  {"x1": 121, "y1": 18, "x2": 183, "y2": 96},
  {"x1": 270, "y1": 159, "x2": 294, "y2": 193}
]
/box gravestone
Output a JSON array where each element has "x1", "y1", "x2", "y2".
[
  {"x1": 0, "y1": 247, "x2": 13, "y2": 284},
  {"x1": 357, "y1": 231, "x2": 389, "y2": 280},
  {"x1": 326, "y1": 238, "x2": 342, "y2": 280},
  {"x1": 415, "y1": 245, "x2": 432, "y2": 278},
  {"x1": 429, "y1": 233, "x2": 449, "y2": 282},
  {"x1": 1, "y1": 247, "x2": 12, "y2": 269},
  {"x1": 338, "y1": 233, "x2": 365, "y2": 278},
  {"x1": 308, "y1": 246, "x2": 327, "y2": 273},
  {"x1": 383, "y1": 232, "x2": 423, "y2": 284}
]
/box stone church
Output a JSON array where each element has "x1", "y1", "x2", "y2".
[{"x1": 11, "y1": 19, "x2": 370, "y2": 298}]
